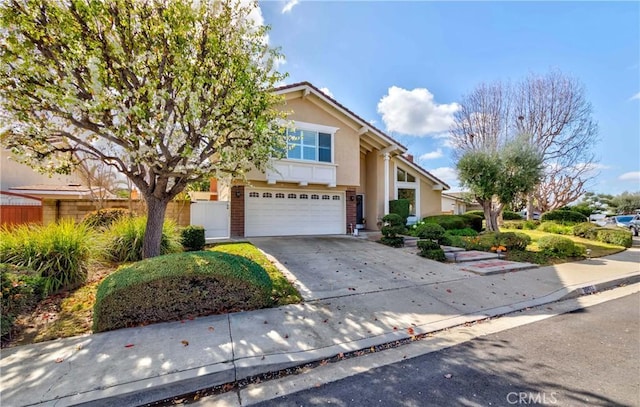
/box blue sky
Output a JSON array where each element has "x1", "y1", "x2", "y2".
[{"x1": 257, "y1": 0, "x2": 640, "y2": 196}]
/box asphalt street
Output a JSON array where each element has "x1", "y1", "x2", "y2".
[{"x1": 252, "y1": 293, "x2": 640, "y2": 407}]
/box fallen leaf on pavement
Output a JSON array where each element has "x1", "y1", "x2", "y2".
[
  {"x1": 208, "y1": 326, "x2": 215, "y2": 332},
  {"x1": 444, "y1": 374, "x2": 453, "y2": 379},
  {"x1": 124, "y1": 344, "x2": 134, "y2": 348},
  {"x1": 446, "y1": 289, "x2": 452, "y2": 293},
  {"x1": 55, "y1": 357, "x2": 64, "y2": 363},
  {"x1": 407, "y1": 327, "x2": 415, "y2": 335},
  {"x1": 181, "y1": 340, "x2": 189, "y2": 347}
]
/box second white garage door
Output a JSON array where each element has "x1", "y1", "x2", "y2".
[{"x1": 245, "y1": 188, "x2": 345, "y2": 237}]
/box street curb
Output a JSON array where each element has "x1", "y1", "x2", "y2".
[{"x1": 64, "y1": 272, "x2": 640, "y2": 407}]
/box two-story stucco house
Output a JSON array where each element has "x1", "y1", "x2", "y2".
[{"x1": 218, "y1": 82, "x2": 449, "y2": 238}]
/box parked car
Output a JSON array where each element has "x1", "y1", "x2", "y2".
[
  {"x1": 614, "y1": 214, "x2": 640, "y2": 236},
  {"x1": 519, "y1": 210, "x2": 541, "y2": 220}
]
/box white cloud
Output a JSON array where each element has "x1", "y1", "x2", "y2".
[
  {"x1": 630, "y1": 92, "x2": 640, "y2": 101},
  {"x1": 419, "y1": 149, "x2": 443, "y2": 160},
  {"x1": 377, "y1": 86, "x2": 459, "y2": 136},
  {"x1": 319, "y1": 87, "x2": 334, "y2": 98},
  {"x1": 429, "y1": 166, "x2": 459, "y2": 186},
  {"x1": 573, "y1": 162, "x2": 610, "y2": 173},
  {"x1": 282, "y1": 0, "x2": 299, "y2": 13},
  {"x1": 273, "y1": 55, "x2": 287, "y2": 70},
  {"x1": 619, "y1": 171, "x2": 640, "y2": 181}
]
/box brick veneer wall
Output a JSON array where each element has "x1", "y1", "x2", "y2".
[
  {"x1": 346, "y1": 188, "x2": 356, "y2": 232},
  {"x1": 230, "y1": 185, "x2": 245, "y2": 237}
]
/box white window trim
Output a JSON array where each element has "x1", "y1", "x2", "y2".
[
  {"x1": 394, "y1": 163, "x2": 420, "y2": 221},
  {"x1": 284, "y1": 120, "x2": 338, "y2": 164}
]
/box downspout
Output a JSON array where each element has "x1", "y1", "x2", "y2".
[{"x1": 383, "y1": 152, "x2": 390, "y2": 215}]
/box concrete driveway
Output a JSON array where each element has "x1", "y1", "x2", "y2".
[{"x1": 249, "y1": 236, "x2": 472, "y2": 301}]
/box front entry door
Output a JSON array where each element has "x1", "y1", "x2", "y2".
[{"x1": 356, "y1": 194, "x2": 365, "y2": 229}]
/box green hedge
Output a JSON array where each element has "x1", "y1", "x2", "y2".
[
  {"x1": 419, "y1": 248, "x2": 446, "y2": 262},
  {"x1": 93, "y1": 251, "x2": 273, "y2": 332},
  {"x1": 446, "y1": 228, "x2": 478, "y2": 237},
  {"x1": 421, "y1": 214, "x2": 482, "y2": 232},
  {"x1": 389, "y1": 199, "x2": 410, "y2": 226},
  {"x1": 540, "y1": 210, "x2": 587, "y2": 224},
  {"x1": 181, "y1": 225, "x2": 206, "y2": 251},
  {"x1": 591, "y1": 228, "x2": 632, "y2": 248},
  {"x1": 417, "y1": 240, "x2": 440, "y2": 251},
  {"x1": 573, "y1": 222, "x2": 599, "y2": 239},
  {"x1": 502, "y1": 210, "x2": 523, "y2": 220},
  {"x1": 465, "y1": 232, "x2": 532, "y2": 252},
  {"x1": 465, "y1": 210, "x2": 484, "y2": 219},
  {"x1": 537, "y1": 236, "x2": 585, "y2": 257}
]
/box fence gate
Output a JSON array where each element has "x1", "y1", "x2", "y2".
[{"x1": 190, "y1": 201, "x2": 229, "y2": 239}]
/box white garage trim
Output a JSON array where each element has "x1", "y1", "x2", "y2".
[{"x1": 245, "y1": 188, "x2": 345, "y2": 237}]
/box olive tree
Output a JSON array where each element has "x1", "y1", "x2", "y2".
[
  {"x1": 457, "y1": 138, "x2": 543, "y2": 232},
  {"x1": 0, "y1": 0, "x2": 287, "y2": 258}
]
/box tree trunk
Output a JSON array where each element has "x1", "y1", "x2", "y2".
[
  {"x1": 526, "y1": 193, "x2": 534, "y2": 221},
  {"x1": 481, "y1": 200, "x2": 498, "y2": 232},
  {"x1": 142, "y1": 195, "x2": 170, "y2": 258}
]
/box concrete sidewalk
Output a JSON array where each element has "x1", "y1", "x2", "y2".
[{"x1": 1, "y1": 246, "x2": 639, "y2": 407}]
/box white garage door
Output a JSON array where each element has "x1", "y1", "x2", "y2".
[{"x1": 245, "y1": 188, "x2": 345, "y2": 237}]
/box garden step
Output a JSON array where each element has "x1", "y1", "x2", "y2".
[
  {"x1": 441, "y1": 245, "x2": 466, "y2": 253},
  {"x1": 445, "y1": 250, "x2": 499, "y2": 262},
  {"x1": 460, "y1": 259, "x2": 538, "y2": 275}
]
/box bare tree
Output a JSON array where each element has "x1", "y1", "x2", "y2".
[
  {"x1": 450, "y1": 70, "x2": 599, "y2": 216},
  {"x1": 75, "y1": 158, "x2": 125, "y2": 209}
]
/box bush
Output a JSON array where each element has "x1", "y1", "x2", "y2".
[
  {"x1": 445, "y1": 233, "x2": 467, "y2": 248},
  {"x1": 93, "y1": 251, "x2": 273, "y2": 332},
  {"x1": 537, "y1": 235, "x2": 586, "y2": 257},
  {"x1": 446, "y1": 228, "x2": 479, "y2": 237},
  {"x1": 82, "y1": 208, "x2": 132, "y2": 229},
  {"x1": 380, "y1": 214, "x2": 405, "y2": 247},
  {"x1": 523, "y1": 220, "x2": 540, "y2": 230},
  {"x1": 540, "y1": 210, "x2": 587, "y2": 224},
  {"x1": 465, "y1": 210, "x2": 484, "y2": 219},
  {"x1": 461, "y1": 214, "x2": 483, "y2": 232},
  {"x1": 101, "y1": 216, "x2": 182, "y2": 263},
  {"x1": 465, "y1": 232, "x2": 532, "y2": 252},
  {"x1": 502, "y1": 220, "x2": 524, "y2": 230},
  {"x1": 438, "y1": 234, "x2": 453, "y2": 246},
  {"x1": 417, "y1": 240, "x2": 440, "y2": 251},
  {"x1": 181, "y1": 226, "x2": 206, "y2": 251},
  {"x1": 0, "y1": 264, "x2": 44, "y2": 339},
  {"x1": 591, "y1": 228, "x2": 632, "y2": 248},
  {"x1": 503, "y1": 210, "x2": 523, "y2": 220},
  {"x1": 537, "y1": 221, "x2": 574, "y2": 235},
  {"x1": 415, "y1": 223, "x2": 445, "y2": 241},
  {"x1": 573, "y1": 222, "x2": 599, "y2": 239},
  {"x1": 389, "y1": 199, "x2": 410, "y2": 226},
  {"x1": 419, "y1": 248, "x2": 446, "y2": 262},
  {"x1": 0, "y1": 220, "x2": 95, "y2": 295}
]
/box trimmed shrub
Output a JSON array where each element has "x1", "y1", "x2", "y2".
[
  {"x1": 380, "y1": 214, "x2": 405, "y2": 248},
  {"x1": 540, "y1": 210, "x2": 587, "y2": 224},
  {"x1": 93, "y1": 251, "x2": 273, "y2": 332},
  {"x1": 537, "y1": 236, "x2": 586, "y2": 257},
  {"x1": 0, "y1": 264, "x2": 44, "y2": 339},
  {"x1": 0, "y1": 220, "x2": 95, "y2": 295},
  {"x1": 101, "y1": 216, "x2": 182, "y2": 263},
  {"x1": 423, "y1": 215, "x2": 466, "y2": 230},
  {"x1": 438, "y1": 234, "x2": 453, "y2": 246},
  {"x1": 389, "y1": 199, "x2": 410, "y2": 226},
  {"x1": 502, "y1": 220, "x2": 524, "y2": 230},
  {"x1": 573, "y1": 222, "x2": 599, "y2": 239},
  {"x1": 523, "y1": 220, "x2": 540, "y2": 230},
  {"x1": 419, "y1": 248, "x2": 446, "y2": 262},
  {"x1": 417, "y1": 240, "x2": 440, "y2": 251},
  {"x1": 591, "y1": 228, "x2": 632, "y2": 248},
  {"x1": 415, "y1": 223, "x2": 445, "y2": 241},
  {"x1": 465, "y1": 210, "x2": 485, "y2": 219},
  {"x1": 445, "y1": 233, "x2": 467, "y2": 248},
  {"x1": 503, "y1": 210, "x2": 523, "y2": 220},
  {"x1": 466, "y1": 232, "x2": 532, "y2": 252},
  {"x1": 82, "y1": 208, "x2": 132, "y2": 229},
  {"x1": 537, "y1": 221, "x2": 574, "y2": 235},
  {"x1": 446, "y1": 228, "x2": 479, "y2": 237},
  {"x1": 181, "y1": 226, "x2": 206, "y2": 251},
  {"x1": 461, "y1": 214, "x2": 483, "y2": 232}
]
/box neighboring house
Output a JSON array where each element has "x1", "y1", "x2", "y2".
[
  {"x1": 213, "y1": 82, "x2": 449, "y2": 238},
  {"x1": 441, "y1": 193, "x2": 467, "y2": 215},
  {"x1": 1, "y1": 149, "x2": 81, "y2": 191}
]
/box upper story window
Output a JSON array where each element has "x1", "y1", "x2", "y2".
[
  {"x1": 283, "y1": 121, "x2": 338, "y2": 164},
  {"x1": 397, "y1": 168, "x2": 416, "y2": 183}
]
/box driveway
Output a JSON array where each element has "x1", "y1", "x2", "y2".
[{"x1": 249, "y1": 236, "x2": 471, "y2": 301}]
